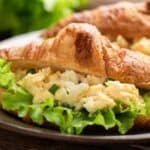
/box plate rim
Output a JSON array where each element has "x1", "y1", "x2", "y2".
[{"x1": 0, "y1": 110, "x2": 149, "y2": 145}]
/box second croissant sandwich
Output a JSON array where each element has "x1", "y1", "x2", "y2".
[{"x1": 42, "y1": 1, "x2": 150, "y2": 40}]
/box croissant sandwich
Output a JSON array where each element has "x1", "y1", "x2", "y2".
[
  {"x1": 42, "y1": 1, "x2": 150, "y2": 40},
  {"x1": 0, "y1": 23, "x2": 149, "y2": 134}
]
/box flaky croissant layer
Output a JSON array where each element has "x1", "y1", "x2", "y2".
[{"x1": 0, "y1": 23, "x2": 150, "y2": 89}]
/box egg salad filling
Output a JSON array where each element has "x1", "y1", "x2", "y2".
[
  {"x1": 17, "y1": 67, "x2": 144, "y2": 113},
  {"x1": 0, "y1": 58, "x2": 149, "y2": 135},
  {"x1": 113, "y1": 36, "x2": 150, "y2": 55}
]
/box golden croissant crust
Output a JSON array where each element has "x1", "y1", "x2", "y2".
[{"x1": 0, "y1": 23, "x2": 150, "y2": 89}]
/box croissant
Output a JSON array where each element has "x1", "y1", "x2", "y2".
[
  {"x1": 42, "y1": 1, "x2": 150, "y2": 40},
  {"x1": 0, "y1": 23, "x2": 150, "y2": 131},
  {"x1": 0, "y1": 23, "x2": 150, "y2": 89}
]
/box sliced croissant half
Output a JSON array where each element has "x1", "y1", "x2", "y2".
[
  {"x1": 1, "y1": 23, "x2": 150, "y2": 89},
  {"x1": 0, "y1": 23, "x2": 149, "y2": 134}
]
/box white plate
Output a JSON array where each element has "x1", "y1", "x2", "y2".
[{"x1": 0, "y1": 31, "x2": 42, "y2": 49}]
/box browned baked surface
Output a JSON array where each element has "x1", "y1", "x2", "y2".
[
  {"x1": 0, "y1": 23, "x2": 150, "y2": 89},
  {"x1": 42, "y1": 1, "x2": 150, "y2": 40}
]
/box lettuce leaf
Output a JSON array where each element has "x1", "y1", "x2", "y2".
[
  {"x1": 0, "y1": 59, "x2": 15, "y2": 88},
  {"x1": 2, "y1": 86, "x2": 32, "y2": 111},
  {"x1": 44, "y1": 106, "x2": 74, "y2": 133},
  {"x1": 0, "y1": 59, "x2": 32, "y2": 113},
  {"x1": 1, "y1": 93, "x2": 142, "y2": 135},
  {"x1": 116, "y1": 110, "x2": 136, "y2": 134},
  {"x1": 29, "y1": 98, "x2": 54, "y2": 124},
  {"x1": 143, "y1": 92, "x2": 150, "y2": 115},
  {"x1": 44, "y1": 105, "x2": 137, "y2": 134}
]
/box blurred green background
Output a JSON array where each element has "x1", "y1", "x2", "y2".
[{"x1": 0, "y1": 0, "x2": 89, "y2": 39}]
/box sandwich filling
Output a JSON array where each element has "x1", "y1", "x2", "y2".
[
  {"x1": 114, "y1": 36, "x2": 150, "y2": 55},
  {"x1": 0, "y1": 58, "x2": 149, "y2": 134}
]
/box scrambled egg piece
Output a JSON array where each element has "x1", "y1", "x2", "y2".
[
  {"x1": 116, "y1": 35, "x2": 129, "y2": 48},
  {"x1": 115, "y1": 35, "x2": 150, "y2": 55},
  {"x1": 82, "y1": 95, "x2": 115, "y2": 113},
  {"x1": 131, "y1": 38, "x2": 150, "y2": 55},
  {"x1": 15, "y1": 69, "x2": 27, "y2": 81},
  {"x1": 18, "y1": 68, "x2": 144, "y2": 113},
  {"x1": 18, "y1": 68, "x2": 54, "y2": 103},
  {"x1": 104, "y1": 81, "x2": 143, "y2": 108}
]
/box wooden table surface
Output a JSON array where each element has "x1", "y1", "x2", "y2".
[{"x1": 0, "y1": 0, "x2": 148, "y2": 149}]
